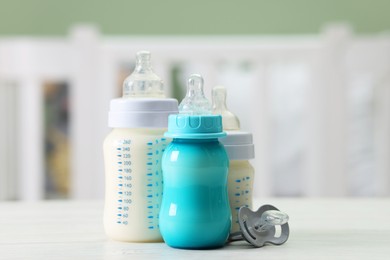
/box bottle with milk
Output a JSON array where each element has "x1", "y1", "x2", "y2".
[
  {"x1": 212, "y1": 85, "x2": 255, "y2": 233},
  {"x1": 103, "y1": 51, "x2": 178, "y2": 242}
]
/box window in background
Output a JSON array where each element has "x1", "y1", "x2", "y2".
[
  {"x1": 43, "y1": 81, "x2": 70, "y2": 199},
  {"x1": 171, "y1": 64, "x2": 187, "y2": 101}
]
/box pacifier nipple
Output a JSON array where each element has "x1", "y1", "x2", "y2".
[
  {"x1": 123, "y1": 51, "x2": 165, "y2": 98},
  {"x1": 179, "y1": 74, "x2": 212, "y2": 115},
  {"x1": 212, "y1": 86, "x2": 240, "y2": 130}
]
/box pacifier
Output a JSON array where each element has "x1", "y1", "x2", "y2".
[{"x1": 228, "y1": 204, "x2": 290, "y2": 248}]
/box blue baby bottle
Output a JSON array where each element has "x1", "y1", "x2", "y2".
[{"x1": 159, "y1": 74, "x2": 231, "y2": 249}]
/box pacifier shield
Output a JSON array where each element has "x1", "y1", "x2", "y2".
[{"x1": 238, "y1": 204, "x2": 290, "y2": 247}]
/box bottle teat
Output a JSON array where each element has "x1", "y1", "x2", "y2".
[
  {"x1": 212, "y1": 85, "x2": 240, "y2": 130},
  {"x1": 179, "y1": 74, "x2": 212, "y2": 115},
  {"x1": 123, "y1": 51, "x2": 165, "y2": 98}
]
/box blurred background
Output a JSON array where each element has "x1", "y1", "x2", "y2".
[{"x1": 0, "y1": 0, "x2": 389, "y2": 200}]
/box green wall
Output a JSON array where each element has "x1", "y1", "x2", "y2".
[{"x1": 0, "y1": 0, "x2": 389, "y2": 35}]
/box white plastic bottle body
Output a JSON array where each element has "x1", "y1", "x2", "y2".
[
  {"x1": 103, "y1": 128, "x2": 167, "y2": 242},
  {"x1": 227, "y1": 160, "x2": 255, "y2": 233}
]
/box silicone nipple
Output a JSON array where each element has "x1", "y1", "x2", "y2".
[
  {"x1": 179, "y1": 74, "x2": 212, "y2": 115},
  {"x1": 123, "y1": 51, "x2": 165, "y2": 98},
  {"x1": 212, "y1": 85, "x2": 240, "y2": 130}
]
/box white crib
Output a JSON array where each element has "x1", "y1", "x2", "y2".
[{"x1": 0, "y1": 24, "x2": 389, "y2": 200}]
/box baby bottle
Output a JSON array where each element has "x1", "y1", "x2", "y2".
[
  {"x1": 212, "y1": 85, "x2": 255, "y2": 233},
  {"x1": 103, "y1": 51, "x2": 178, "y2": 242},
  {"x1": 159, "y1": 75, "x2": 231, "y2": 249}
]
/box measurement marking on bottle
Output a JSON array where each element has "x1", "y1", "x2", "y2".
[
  {"x1": 144, "y1": 138, "x2": 165, "y2": 230},
  {"x1": 115, "y1": 139, "x2": 132, "y2": 226},
  {"x1": 146, "y1": 140, "x2": 156, "y2": 230}
]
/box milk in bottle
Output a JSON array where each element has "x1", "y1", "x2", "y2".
[
  {"x1": 103, "y1": 51, "x2": 178, "y2": 242},
  {"x1": 212, "y1": 85, "x2": 255, "y2": 233}
]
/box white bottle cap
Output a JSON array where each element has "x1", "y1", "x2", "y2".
[
  {"x1": 108, "y1": 98, "x2": 178, "y2": 128},
  {"x1": 220, "y1": 131, "x2": 255, "y2": 160}
]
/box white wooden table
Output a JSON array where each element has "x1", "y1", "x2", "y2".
[{"x1": 0, "y1": 198, "x2": 389, "y2": 259}]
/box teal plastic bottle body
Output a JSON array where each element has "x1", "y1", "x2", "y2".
[{"x1": 160, "y1": 138, "x2": 231, "y2": 249}]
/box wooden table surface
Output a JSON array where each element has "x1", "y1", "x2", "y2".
[{"x1": 0, "y1": 198, "x2": 389, "y2": 259}]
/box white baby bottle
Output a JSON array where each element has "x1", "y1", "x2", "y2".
[
  {"x1": 103, "y1": 51, "x2": 178, "y2": 242},
  {"x1": 212, "y1": 85, "x2": 255, "y2": 233}
]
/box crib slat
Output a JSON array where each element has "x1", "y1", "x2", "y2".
[{"x1": 375, "y1": 48, "x2": 390, "y2": 196}]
